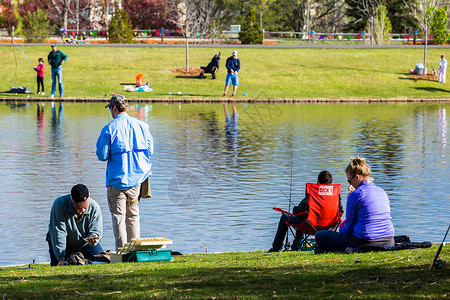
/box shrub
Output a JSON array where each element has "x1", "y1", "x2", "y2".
[
  {"x1": 431, "y1": 6, "x2": 449, "y2": 45},
  {"x1": 238, "y1": 8, "x2": 263, "y2": 45},
  {"x1": 23, "y1": 9, "x2": 51, "y2": 43},
  {"x1": 373, "y1": 5, "x2": 392, "y2": 45},
  {"x1": 108, "y1": 9, "x2": 134, "y2": 43}
]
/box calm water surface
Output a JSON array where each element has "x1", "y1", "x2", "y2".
[{"x1": 0, "y1": 102, "x2": 448, "y2": 266}]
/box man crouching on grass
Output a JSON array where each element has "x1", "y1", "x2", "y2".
[{"x1": 46, "y1": 184, "x2": 103, "y2": 266}]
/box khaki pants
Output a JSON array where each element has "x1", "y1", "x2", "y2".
[{"x1": 107, "y1": 185, "x2": 141, "y2": 250}]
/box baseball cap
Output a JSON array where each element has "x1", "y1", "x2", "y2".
[
  {"x1": 105, "y1": 94, "x2": 128, "y2": 109},
  {"x1": 71, "y1": 184, "x2": 89, "y2": 202},
  {"x1": 233, "y1": 50, "x2": 238, "y2": 56},
  {"x1": 51, "y1": 44, "x2": 57, "y2": 47}
]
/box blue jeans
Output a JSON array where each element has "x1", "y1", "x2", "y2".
[
  {"x1": 315, "y1": 230, "x2": 359, "y2": 252},
  {"x1": 51, "y1": 66, "x2": 63, "y2": 96},
  {"x1": 272, "y1": 214, "x2": 304, "y2": 251},
  {"x1": 47, "y1": 233, "x2": 103, "y2": 266}
]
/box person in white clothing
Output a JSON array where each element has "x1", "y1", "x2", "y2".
[{"x1": 438, "y1": 54, "x2": 447, "y2": 83}]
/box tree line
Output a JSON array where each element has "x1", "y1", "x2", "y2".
[{"x1": 0, "y1": 0, "x2": 449, "y2": 45}]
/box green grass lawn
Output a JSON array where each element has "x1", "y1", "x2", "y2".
[
  {"x1": 1, "y1": 45, "x2": 450, "y2": 101},
  {"x1": 0, "y1": 247, "x2": 448, "y2": 299}
]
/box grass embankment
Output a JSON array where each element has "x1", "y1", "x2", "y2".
[
  {"x1": 0, "y1": 247, "x2": 448, "y2": 299},
  {"x1": 1, "y1": 46, "x2": 450, "y2": 101}
]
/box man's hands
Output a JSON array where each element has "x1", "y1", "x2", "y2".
[{"x1": 86, "y1": 234, "x2": 99, "y2": 246}]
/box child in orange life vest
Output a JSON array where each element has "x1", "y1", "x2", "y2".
[{"x1": 34, "y1": 58, "x2": 45, "y2": 95}]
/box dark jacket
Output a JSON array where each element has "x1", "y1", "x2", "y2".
[
  {"x1": 48, "y1": 50, "x2": 68, "y2": 68},
  {"x1": 225, "y1": 56, "x2": 240, "y2": 73}
]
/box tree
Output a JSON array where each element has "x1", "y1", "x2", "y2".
[
  {"x1": 373, "y1": 5, "x2": 392, "y2": 45},
  {"x1": 108, "y1": 8, "x2": 133, "y2": 43},
  {"x1": 431, "y1": 5, "x2": 448, "y2": 45},
  {"x1": 386, "y1": 0, "x2": 417, "y2": 33},
  {"x1": 349, "y1": 0, "x2": 385, "y2": 45},
  {"x1": 404, "y1": 0, "x2": 445, "y2": 73},
  {"x1": 238, "y1": 8, "x2": 263, "y2": 44},
  {"x1": 267, "y1": 0, "x2": 345, "y2": 33},
  {"x1": 122, "y1": 0, "x2": 177, "y2": 30},
  {"x1": 0, "y1": 0, "x2": 41, "y2": 35},
  {"x1": 23, "y1": 8, "x2": 52, "y2": 42},
  {"x1": 169, "y1": 0, "x2": 216, "y2": 71}
]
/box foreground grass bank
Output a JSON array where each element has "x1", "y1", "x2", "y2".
[
  {"x1": 1, "y1": 247, "x2": 448, "y2": 299},
  {"x1": 1, "y1": 45, "x2": 450, "y2": 101}
]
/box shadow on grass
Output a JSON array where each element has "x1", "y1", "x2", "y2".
[
  {"x1": 413, "y1": 87, "x2": 449, "y2": 93},
  {"x1": 120, "y1": 83, "x2": 136, "y2": 86},
  {"x1": 175, "y1": 75, "x2": 201, "y2": 79},
  {"x1": 1, "y1": 262, "x2": 447, "y2": 299}
]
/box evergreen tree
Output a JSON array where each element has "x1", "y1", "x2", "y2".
[
  {"x1": 108, "y1": 9, "x2": 134, "y2": 43},
  {"x1": 431, "y1": 5, "x2": 449, "y2": 44},
  {"x1": 238, "y1": 8, "x2": 263, "y2": 44},
  {"x1": 374, "y1": 5, "x2": 392, "y2": 45},
  {"x1": 23, "y1": 8, "x2": 52, "y2": 43}
]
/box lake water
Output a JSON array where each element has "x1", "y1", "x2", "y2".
[{"x1": 0, "y1": 102, "x2": 448, "y2": 266}]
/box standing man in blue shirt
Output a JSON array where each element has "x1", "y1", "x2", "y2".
[
  {"x1": 223, "y1": 50, "x2": 241, "y2": 98},
  {"x1": 47, "y1": 44, "x2": 68, "y2": 99},
  {"x1": 47, "y1": 184, "x2": 103, "y2": 266},
  {"x1": 96, "y1": 94, "x2": 154, "y2": 250}
]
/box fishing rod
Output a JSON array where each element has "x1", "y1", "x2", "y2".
[
  {"x1": 284, "y1": 146, "x2": 294, "y2": 251},
  {"x1": 430, "y1": 224, "x2": 450, "y2": 270},
  {"x1": 13, "y1": 41, "x2": 32, "y2": 65}
]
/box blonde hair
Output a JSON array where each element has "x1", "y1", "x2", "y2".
[{"x1": 345, "y1": 157, "x2": 371, "y2": 179}]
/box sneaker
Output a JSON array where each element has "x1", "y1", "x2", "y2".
[
  {"x1": 267, "y1": 248, "x2": 281, "y2": 253},
  {"x1": 222, "y1": 94, "x2": 226, "y2": 97},
  {"x1": 231, "y1": 94, "x2": 235, "y2": 98},
  {"x1": 68, "y1": 252, "x2": 85, "y2": 265},
  {"x1": 41, "y1": 92, "x2": 45, "y2": 95},
  {"x1": 50, "y1": 94, "x2": 54, "y2": 99},
  {"x1": 35, "y1": 92, "x2": 39, "y2": 95}
]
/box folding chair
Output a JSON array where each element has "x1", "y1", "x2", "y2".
[{"x1": 274, "y1": 183, "x2": 342, "y2": 251}]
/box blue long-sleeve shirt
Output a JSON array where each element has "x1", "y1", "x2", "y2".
[
  {"x1": 226, "y1": 57, "x2": 240, "y2": 73},
  {"x1": 48, "y1": 194, "x2": 103, "y2": 260},
  {"x1": 96, "y1": 113, "x2": 153, "y2": 190},
  {"x1": 340, "y1": 180, "x2": 394, "y2": 239}
]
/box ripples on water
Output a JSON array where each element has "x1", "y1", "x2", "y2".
[{"x1": 0, "y1": 102, "x2": 448, "y2": 266}]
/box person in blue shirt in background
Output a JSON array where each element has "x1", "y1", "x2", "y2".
[
  {"x1": 315, "y1": 157, "x2": 395, "y2": 252},
  {"x1": 96, "y1": 94, "x2": 154, "y2": 250},
  {"x1": 47, "y1": 184, "x2": 103, "y2": 266},
  {"x1": 223, "y1": 50, "x2": 241, "y2": 98}
]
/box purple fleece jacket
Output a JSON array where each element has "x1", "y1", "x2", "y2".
[{"x1": 340, "y1": 180, "x2": 394, "y2": 239}]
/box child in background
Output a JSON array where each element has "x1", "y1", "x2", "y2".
[{"x1": 34, "y1": 58, "x2": 45, "y2": 95}]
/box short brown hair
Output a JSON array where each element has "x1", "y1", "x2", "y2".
[{"x1": 317, "y1": 170, "x2": 333, "y2": 184}]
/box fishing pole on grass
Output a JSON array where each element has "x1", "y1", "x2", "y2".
[
  {"x1": 13, "y1": 41, "x2": 33, "y2": 65},
  {"x1": 430, "y1": 224, "x2": 450, "y2": 270}
]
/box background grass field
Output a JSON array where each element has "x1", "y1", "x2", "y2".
[{"x1": 1, "y1": 45, "x2": 450, "y2": 100}]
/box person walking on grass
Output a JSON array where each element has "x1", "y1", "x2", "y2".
[
  {"x1": 48, "y1": 44, "x2": 68, "y2": 99},
  {"x1": 438, "y1": 54, "x2": 447, "y2": 83},
  {"x1": 223, "y1": 50, "x2": 240, "y2": 98},
  {"x1": 34, "y1": 58, "x2": 45, "y2": 95},
  {"x1": 96, "y1": 94, "x2": 154, "y2": 250}
]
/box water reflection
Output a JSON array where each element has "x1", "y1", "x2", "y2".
[
  {"x1": 50, "y1": 102, "x2": 63, "y2": 151},
  {"x1": 224, "y1": 104, "x2": 239, "y2": 157},
  {"x1": 439, "y1": 107, "x2": 447, "y2": 149},
  {"x1": 0, "y1": 102, "x2": 449, "y2": 266}
]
